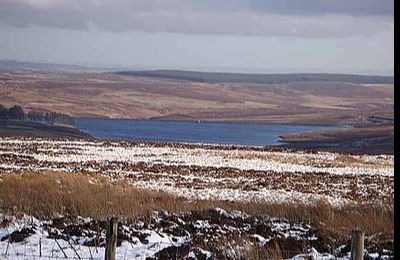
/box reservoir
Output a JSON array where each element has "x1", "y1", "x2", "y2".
[{"x1": 75, "y1": 118, "x2": 339, "y2": 146}]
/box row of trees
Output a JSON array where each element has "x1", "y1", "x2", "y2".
[
  {"x1": 118, "y1": 70, "x2": 394, "y2": 85},
  {"x1": 0, "y1": 104, "x2": 75, "y2": 126}
]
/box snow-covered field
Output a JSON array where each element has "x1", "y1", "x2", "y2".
[
  {"x1": 0, "y1": 209, "x2": 393, "y2": 259},
  {"x1": 0, "y1": 137, "x2": 394, "y2": 259},
  {"x1": 0, "y1": 137, "x2": 394, "y2": 207},
  {"x1": 0, "y1": 213, "x2": 188, "y2": 259}
]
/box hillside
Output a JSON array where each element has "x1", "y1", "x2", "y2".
[
  {"x1": 0, "y1": 60, "x2": 103, "y2": 72},
  {"x1": 0, "y1": 71, "x2": 394, "y2": 126},
  {"x1": 0, "y1": 120, "x2": 91, "y2": 138}
]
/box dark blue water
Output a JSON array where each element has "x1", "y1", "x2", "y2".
[{"x1": 75, "y1": 119, "x2": 340, "y2": 146}]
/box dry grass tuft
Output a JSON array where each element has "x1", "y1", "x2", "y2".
[
  {"x1": 0, "y1": 172, "x2": 393, "y2": 238},
  {"x1": 0, "y1": 172, "x2": 194, "y2": 220},
  {"x1": 249, "y1": 240, "x2": 284, "y2": 260}
]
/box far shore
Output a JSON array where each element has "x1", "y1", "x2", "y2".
[
  {"x1": 278, "y1": 125, "x2": 394, "y2": 155},
  {"x1": 0, "y1": 119, "x2": 92, "y2": 139}
]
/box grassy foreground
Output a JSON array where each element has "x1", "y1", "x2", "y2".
[{"x1": 0, "y1": 172, "x2": 393, "y2": 237}]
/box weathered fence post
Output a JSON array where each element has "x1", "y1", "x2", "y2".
[
  {"x1": 39, "y1": 237, "x2": 42, "y2": 257},
  {"x1": 105, "y1": 217, "x2": 118, "y2": 260},
  {"x1": 351, "y1": 228, "x2": 365, "y2": 260}
]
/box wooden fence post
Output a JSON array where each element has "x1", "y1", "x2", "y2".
[
  {"x1": 351, "y1": 228, "x2": 365, "y2": 260},
  {"x1": 105, "y1": 217, "x2": 118, "y2": 260}
]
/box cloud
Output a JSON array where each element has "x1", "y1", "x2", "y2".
[
  {"x1": 0, "y1": 0, "x2": 394, "y2": 37},
  {"x1": 244, "y1": 0, "x2": 393, "y2": 16}
]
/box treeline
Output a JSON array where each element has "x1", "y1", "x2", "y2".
[
  {"x1": 116, "y1": 70, "x2": 394, "y2": 85},
  {"x1": 0, "y1": 104, "x2": 74, "y2": 126}
]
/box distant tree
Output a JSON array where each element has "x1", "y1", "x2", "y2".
[
  {"x1": 8, "y1": 105, "x2": 25, "y2": 120},
  {"x1": 27, "y1": 110, "x2": 45, "y2": 122},
  {"x1": 26, "y1": 110, "x2": 74, "y2": 126},
  {"x1": 50, "y1": 113, "x2": 75, "y2": 125},
  {"x1": 0, "y1": 104, "x2": 7, "y2": 119}
]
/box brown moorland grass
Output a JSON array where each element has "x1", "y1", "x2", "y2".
[
  {"x1": 0, "y1": 172, "x2": 393, "y2": 239},
  {"x1": 0, "y1": 71, "x2": 393, "y2": 125}
]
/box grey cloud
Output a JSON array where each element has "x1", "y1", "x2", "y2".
[
  {"x1": 247, "y1": 0, "x2": 393, "y2": 16},
  {"x1": 0, "y1": 0, "x2": 394, "y2": 37}
]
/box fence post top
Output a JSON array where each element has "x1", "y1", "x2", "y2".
[
  {"x1": 352, "y1": 227, "x2": 365, "y2": 234},
  {"x1": 353, "y1": 226, "x2": 361, "y2": 231},
  {"x1": 109, "y1": 215, "x2": 126, "y2": 223}
]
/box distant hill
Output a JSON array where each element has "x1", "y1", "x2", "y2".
[
  {"x1": 0, "y1": 71, "x2": 393, "y2": 125},
  {"x1": 116, "y1": 70, "x2": 394, "y2": 84},
  {"x1": 0, "y1": 60, "x2": 103, "y2": 72}
]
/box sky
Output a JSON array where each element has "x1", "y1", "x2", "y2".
[{"x1": 0, "y1": 0, "x2": 394, "y2": 75}]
